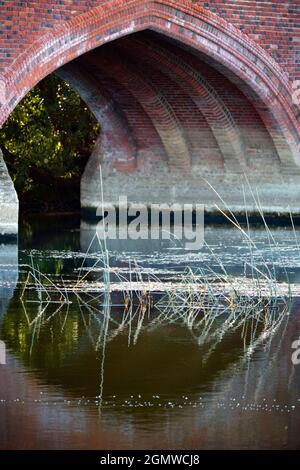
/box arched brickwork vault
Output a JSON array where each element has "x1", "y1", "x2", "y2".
[
  {"x1": 0, "y1": 0, "x2": 299, "y2": 164},
  {"x1": 0, "y1": 0, "x2": 300, "y2": 234}
]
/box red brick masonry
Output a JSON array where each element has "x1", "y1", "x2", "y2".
[{"x1": 0, "y1": 1, "x2": 300, "y2": 226}]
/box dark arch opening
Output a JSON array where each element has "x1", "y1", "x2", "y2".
[{"x1": 0, "y1": 74, "x2": 100, "y2": 214}]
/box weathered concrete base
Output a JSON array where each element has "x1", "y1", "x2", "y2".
[
  {"x1": 81, "y1": 163, "x2": 300, "y2": 221},
  {"x1": 0, "y1": 149, "x2": 18, "y2": 239}
]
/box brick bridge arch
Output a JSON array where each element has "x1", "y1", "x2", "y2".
[{"x1": 0, "y1": 0, "x2": 300, "y2": 235}]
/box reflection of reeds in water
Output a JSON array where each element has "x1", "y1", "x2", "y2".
[
  {"x1": 17, "y1": 177, "x2": 300, "y2": 410},
  {"x1": 20, "y1": 227, "x2": 293, "y2": 357},
  {"x1": 18, "y1": 177, "x2": 299, "y2": 366}
]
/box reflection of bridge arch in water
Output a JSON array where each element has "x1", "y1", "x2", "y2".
[
  {"x1": 1, "y1": 293, "x2": 299, "y2": 449},
  {"x1": 0, "y1": 222, "x2": 300, "y2": 448},
  {"x1": 0, "y1": 243, "x2": 18, "y2": 367},
  {"x1": 0, "y1": 340, "x2": 5, "y2": 365},
  {"x1": 1, "y1": 229, "x2": 297, "y2": 404},
  {"x1": 0, "y1": 243, "x2": 18, "y2": 319}
]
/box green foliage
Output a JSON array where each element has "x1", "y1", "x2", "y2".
[{"x1": 0, "y1": 74, "x2": 100, "y2": 209}]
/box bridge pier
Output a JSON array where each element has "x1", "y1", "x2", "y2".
[
  {"x1": 80, "y1": 160, "x2": 300, "y2": 221},
  {"x1": 0, "y1": 149, "x2": 18, "y2": 240}
]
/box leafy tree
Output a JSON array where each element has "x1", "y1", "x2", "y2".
[{"x1": 0, "y1": 74, "x2": 100, "y2": 211}]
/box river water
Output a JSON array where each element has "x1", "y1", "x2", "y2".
[{"x1": 0, "y1": 217, "x2": 299, "y2": 449}]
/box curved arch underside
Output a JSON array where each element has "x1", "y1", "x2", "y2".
[
  {"x1": 55, "y1": 29, "x2": 300, "y2": 210},
  {"x1": 1, "y1": 0, "x2": 300, "y2": 224},
  {"x1": 0, "y1": 0, "x2": 299, "y2": 161}
]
